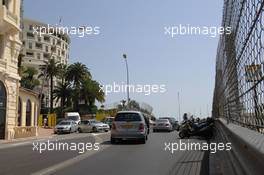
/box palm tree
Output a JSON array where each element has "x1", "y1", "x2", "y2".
[
  {"x1": 20, "y1": 67, "x2": 40, "y2": 90},
  {"x1": 66, "y1": 62, "x2": 91, "y2": 110},
  {"x1": 53, "y1": 81, "x2": 72, "y2": 109},
  {"x1": 81, "y1": 78, "x2": 105, "y2": 107},
  {"x1": 57, "y1": 64, "x2": 68, "y2": 84},
  {"x1": 39, "y1": 58, "x2": 60, "y2": 112}
]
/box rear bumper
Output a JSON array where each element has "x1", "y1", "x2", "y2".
[
  {"x1": 153, "y1": 126, "x2": 172, "y2": 131},
  {"x1": 96, "y1": 127, "x2": 110, "y2": 132},
  {"x1": 111, "y1": 132, "x2": 146, "y2": 140},
  {"x1": 54, "y1": 128, "x2": 71, "y2": 133}
]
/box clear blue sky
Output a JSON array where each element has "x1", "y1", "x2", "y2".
[{"x1": 24, "y1": 0, "x2": 223, "y2": 119}]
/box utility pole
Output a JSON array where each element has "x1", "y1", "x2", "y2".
[
  {"x1": 178, "y1": 92, "x2": 181, "y2": 121},
  {"x1": 123, "y1": 54, "x2": 130, "y2": 109}
]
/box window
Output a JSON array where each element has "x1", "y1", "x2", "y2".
[
  {"x1": 35, "y1": 43, "x2": 42, "y2": 50},
  {"x1": 51, "y1": 46, "x2": 56, "y2": 53},
  {"x1": 44, "y1": 36, "x2": 50, "y2": 42},
  {"x1": 38, "y1": 37, "x2": 41, "y2": 42},
  {"x1": 37, "y1": 53, "x2": 41, "y2": 59},
  {"x1": 26, "y1": 52, "x2": 34, "y2": 57},
  {"x1": 28, "y1": 42, "x2": 32, "y2": 49},
  {"x1": 57, "y1": 40, "x2": 61, "y2": 46},
  {"x1": 27, "y1": 32, "x2": 34, "y2": 39},
  {"x1": 45, "y1": 46, "x2": 49, "y2": 52},
  {"x1": 26, "y1": 100, "x2": 32, "y2": 126},
  {"x1": 2, "y1": 0, "x2": 10, "y2": 9},
  {"x1": 29, "y1": 25, "x2": 33, "y2": 31},
  {"x1": 43, "y1": 53, "x2": 50, "y2": 59},
  {"x1": 115, "y1": 113, "x2": 142, "y2": 122}
]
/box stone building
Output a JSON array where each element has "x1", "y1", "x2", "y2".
[
  {"x1": 0, "y1": 0, "x2": 40, "y2": 140},
  {"x1": 0, "y1": 0, "x2": 22, "y2": 139}
]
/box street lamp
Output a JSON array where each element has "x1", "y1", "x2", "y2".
[{"x1": 123, "y1": 54, "x2": 130, "y2": 109}]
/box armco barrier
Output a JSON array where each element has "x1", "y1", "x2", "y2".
[{"x1": 216, "y1": 118, "x2": 264, "y2": 175}]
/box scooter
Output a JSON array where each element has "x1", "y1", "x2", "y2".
[{"x1": 178, "y1": 118, "x2": 214, "y2": 139}]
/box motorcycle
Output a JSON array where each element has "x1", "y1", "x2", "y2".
[{"x1": 178, "y1": 118, "x2": 214, "y2": 139}]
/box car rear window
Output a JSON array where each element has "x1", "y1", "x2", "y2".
[
  {"x1": 115, "y1": 113, "x2": 142, "y2": 122},
  {"x1": 59, "y1": 121, "x2": 71, "y2": 125},
  {"x1": 156, "y1": 119, "x2": 169, "y2": 123}
]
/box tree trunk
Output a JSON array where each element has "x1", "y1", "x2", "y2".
[{"x1": 50, "y1": 76, "x2": 54, "y2": 112}]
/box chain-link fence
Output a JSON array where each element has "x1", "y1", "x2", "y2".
[{"x1": 213, "y1": 0, "x2": 264, "y2": 133}]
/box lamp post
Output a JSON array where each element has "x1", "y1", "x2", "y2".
[
  {"x1": 123, "y1": 54, "x2": 130, "y2": 109},
  {"x1": 178, "y1": 92, "x2": 181, "y2": 121}
]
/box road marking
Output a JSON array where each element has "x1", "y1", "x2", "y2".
[
  {"x1": 0, "y1": 132, "x2": 109, "y2": 150},
  {"x1": 92, "y1": 132, "x2": 109, "y2": 136},
  {"x1": 30, "y1": 135, "x2": 110, "y2": 175}
]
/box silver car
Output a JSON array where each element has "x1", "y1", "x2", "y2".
[
  {"x1": 54, "y1": 120, "x2": 78, "y2": 134},
  {"x1": 111, "y1": 111, "x2": 149, "y2": 144},
  {"x1": 153, "y1": 119, "x2": 173, "y2": 132},
  {"x1": 78, "y1": 119, "x2": 110, "y2": 133}
]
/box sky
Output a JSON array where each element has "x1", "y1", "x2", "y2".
[{"x1": 24, "y1": 0, "x2": 223, "y2": 119}]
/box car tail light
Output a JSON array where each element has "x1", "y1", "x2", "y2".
[
  {"x1": 139, "y1": 123, "x2": 144, "y2": 132},
  {"x1": 165, "y1": 123, "x2": 169, "y2": 126},
  {"x1": 112, "y1": 123, "x2": 116, "y2": 130}
]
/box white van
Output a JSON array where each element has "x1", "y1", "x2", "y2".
[{"x1": 65, "y1": 112, "x2": 81, "y2": 124}]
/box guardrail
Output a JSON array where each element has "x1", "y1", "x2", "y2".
[{"x1": 215, "y1": 118, "x2": 264, "y2": 175}]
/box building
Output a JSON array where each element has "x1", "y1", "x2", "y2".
[
  {"x1": 15, "y1": 87, "x2": 39, "y2": 138},
  {"x1": 21, "y1": 18, "x2": 70, "y2": 107},
  {"x1": 0, "y1": 0, "x2": 22, "y2": 139}
]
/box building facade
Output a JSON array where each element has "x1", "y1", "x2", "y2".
[
  {"x1": 21, "y1": 18, "x2": 70, "y2": 107},
  {"x1": 0, "y1": 0, "x2": 22, "y2": 139}
]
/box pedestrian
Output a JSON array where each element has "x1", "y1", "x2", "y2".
[{"x1": 43, "y1": 117, "x2": 47, "y2": 128}]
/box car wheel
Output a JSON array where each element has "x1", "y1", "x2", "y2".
[
  {"x1": 111, "y1": 137, "x2": 116, "y2": 144},
  {"x1": 78, "y1": 128, "x2": 82, "y2": 133},
  {"x1": 153, "y1": 129, "x2": 156, "y2": 132},
  {"x1": 179, "y1": 131, "x2": 186, "y2": 139},
  {"x1": 140, "y1": 137, "x2": 146, "y2": 144},
  {"x1": 92, "y1": 127, "x2": 97, "y2": 132}
]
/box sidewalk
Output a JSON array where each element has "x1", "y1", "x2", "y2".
[{"x1": 0, "y1": 127, "x2": 54, "y2": 145}]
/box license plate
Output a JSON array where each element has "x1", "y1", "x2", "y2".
[{"x1": 122, "y1": 124, "x2": 133, "y2": 129}]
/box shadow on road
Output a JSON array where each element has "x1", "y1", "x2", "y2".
[{"x1": 101, "y1": 140, "x2": 146, "y2": 145}]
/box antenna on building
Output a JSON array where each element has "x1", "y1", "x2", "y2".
[{"x1": 58, "y1": 16, "x2": 63, "y2": 26}]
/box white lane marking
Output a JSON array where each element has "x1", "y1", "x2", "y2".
[
  {"x1": 30, "y1": 136, "x2": 110, "y2": 175},
  {"x1": 0, "y1": 132, "x2": 109, "y2": 150}
]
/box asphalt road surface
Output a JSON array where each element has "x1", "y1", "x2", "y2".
[{"x1": 0, "y1": 131, "x2": 208, "y2": 175}]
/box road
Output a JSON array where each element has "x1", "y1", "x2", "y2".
[{"x1": 0, "y1": 131, "x2": 208, "y2": 175}]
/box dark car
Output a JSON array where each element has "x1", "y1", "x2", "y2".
[{"x1": 102, "y1": 117, "x2": 115, "y2": 129}]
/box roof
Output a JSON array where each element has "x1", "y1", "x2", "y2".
[
  {"x1": 117, "y1": 111, "x2": 142, "y2": 114},
  {"x1": 19, "y1": 87, "x2": 39, "y2": 98}
]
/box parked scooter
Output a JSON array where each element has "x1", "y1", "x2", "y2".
[{"x1": 178, "y1": 118, "x2": 214, "y2": 139}]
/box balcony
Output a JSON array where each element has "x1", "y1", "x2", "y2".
[{"x1": 0, "y1": 2, "x2": 20, "y2": 34}]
